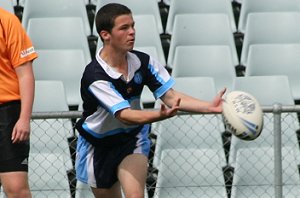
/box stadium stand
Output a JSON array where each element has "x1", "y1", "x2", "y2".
[
  {"x1": 229, "y1": 75, "x2": 300, "y2": 167},
  {"x1": 29, "y1": 153, "x2": 72, "y2": 197},
  {"x1": 31, "y1": 80, "x2": 74, "y2": 170},
  {"x1": 238, "y1": 0, "x2": 300, "y2": 33},
  {"x1": 171, "y1": 45, "x2": 236, "y2": 93},
  {"x1": 165, "y1": 0, "x2": 236, "y2": 34},
  {"x1": 231, "y1": 147, "x2": 300, "y2": 198},
  {"x1": 33, "y1": 49, "x2": 86, "y2": 107},
  {"x1": 22, "y1": 0, "x2": 91, "y2": 36},
  {"x1": 245, "y1": 44, "x2": 300, "y2": 101},
  {"x1": 33, "y1": 80, "x2": 69, "y2": 112},
  {"x1": 154, "y1": 148, "x2": 228, "y2": 198},
  {"x1": 167, "y1": 14, "x2": 239, "y2": 69},
  {"x1": 240, "y1": 12, "x2": 300, "y2": 66},
  {"x1": 26, "y1": 17, "x2": 91, "y2": 63}
]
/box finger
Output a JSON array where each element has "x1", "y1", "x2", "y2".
[
  {"x1": 11, "y1": 128, "x2": 17, "y2": 143},
  {"x1": 160, "y1": 103, "x2": 166, "y2": 111},
  {"x1": 219, "y1": 87, "x2": 226, "y2": 97}
]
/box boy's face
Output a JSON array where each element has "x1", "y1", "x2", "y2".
[{"x1": 105, "y1": 14, "x2": 135, "y2": 52}]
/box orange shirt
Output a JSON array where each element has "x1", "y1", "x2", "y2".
[{"x1": 0, "y1": 8, "x2": 38, "y2": 104}]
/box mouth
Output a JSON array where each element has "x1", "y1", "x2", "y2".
[{"x1": 128, "y1": 39, "x2": 135, "y2": 44}]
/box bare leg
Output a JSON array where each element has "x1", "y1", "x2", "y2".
[
  {"x1": 118, "y1": 153, "x2": 148, "y2": 198},
  {"x1": 0, "y1": 172, "x2": 31, "y2": 198}
]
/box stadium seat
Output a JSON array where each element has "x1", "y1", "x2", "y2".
[
  {"x1": 167, "y1": 14, "x2": 239, "y2": 68},
  {"x1": 33, "y1": 49, "x2": 86, "y2": 106},
  {"x1": 26, "y1": 17, "x2": 90, "y2": 53},
  {"x1": 30, "y1": 117, "x2": 73, "y2": 168},
  {"x1": 153, "y1": 113, "x2": 226, "y2": 169},
  {"x1": 165, "y1": 0, "x2": 237, "y2": 34},
  {"x1": 93, "y1": 0, "x2": 163, "y2": 35},
  {"x1": 0, "y1": 0, "x2": 14, "y2": 13},
  {"x1": 33, "y1": 80, "x2": 69, "y2": 112},
  {"x1": 172, "y1": 76, "x2": 219, "y2": 101},
  {"x1": 233, "y1": 75, "x2": 295, "y2": 106},
  {"x1": 240, "y1": 12, "x2": 300, "y2": 66},
  {"x1": 228, "y1": 75, "x2": 300, "y2": 166},
  {"x1": 29, "y1": 153, "x2": 72, "y2": 197},
  {"x1": 22, "y1": 0, "x2": 91, "y2": 36},
  {"x1": 154, "y1": 148, "x2": 228, "y2": 198},
  {"x1": 231, "y1": 147, "x2": 300, "y2": 198},
  {"x1": 245, "y1": 44, "x2": 300, "y2": 101},
  {"x1": 171, "y1": 45, "x2": 236, "y2": 93},
  {"x1": 238, "y1": 0, "x2": 300, "y2": 33},
  {"x1": 32, "y1": 80, "x2": 74, "y2": 170},
  {"x1": 26, "y1": 17, "x2": 91, "y2": 72}
]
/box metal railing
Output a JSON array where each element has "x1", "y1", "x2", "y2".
[{"x1": 2, "y1": 104, "x2": 297, "y2": 198}]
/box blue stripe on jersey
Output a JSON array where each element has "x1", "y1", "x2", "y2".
[
  {"x1": 148, "y1": 63, "x2": 165, "y2": 84},
  {"x1": 154, "y1": 78, "x2": 175, "y2": 99},
  {"x1": 82, "y1": 123, "x2": 141, "y2": 139},
  {"x1": 111, "y1": 100, "x2": 130, "y2": 115}
]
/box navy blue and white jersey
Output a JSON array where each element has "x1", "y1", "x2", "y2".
[{"x1": 76, "y1": 48, "x2": 174, "y2": 145}]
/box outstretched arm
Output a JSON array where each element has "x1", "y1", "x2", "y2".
[
  {"x1": 116, "y1": 98, "x2": 181, "y2": 125},
  {"x1": 161, "y1": 88, "x2": 226, "y2": 113}
]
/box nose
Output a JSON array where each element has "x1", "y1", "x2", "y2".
[{"x1": 129, "y1": 26, "x2": 135, "y2": 35}]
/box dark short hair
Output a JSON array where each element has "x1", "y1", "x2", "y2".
[{"x1": 95, "y1": 3, "x2": 132, "y2": 41}]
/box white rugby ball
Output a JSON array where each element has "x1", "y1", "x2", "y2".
[{"x1": 222, "y1": 91, "x2": 263, "y2": 141}]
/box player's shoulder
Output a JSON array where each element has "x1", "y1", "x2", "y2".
[
  {"x1": 129, "y1": 49, "x2": 150, "y2": 63},
  {"x1": 0, "y1": 8, "x2": 21, "y2": 24}
]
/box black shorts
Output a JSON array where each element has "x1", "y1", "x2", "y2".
[
  {"x1": 0, "y1": 101, "x2": 30, "y2": 172},
  {"x1": 76, "y1": 125, "x2": 151, "y2": 188}
]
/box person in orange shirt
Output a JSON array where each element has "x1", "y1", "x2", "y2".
[{"x1": 0, "y1": 8, "x2": 38, "y2": 198}]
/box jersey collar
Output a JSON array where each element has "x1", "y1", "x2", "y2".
[{"x1": 96, "y1": 47, "x2": 141, "y2": 81}]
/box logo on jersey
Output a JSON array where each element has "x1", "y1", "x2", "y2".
[
  {"x1": 134, "y1": 72, "x2": 143, "y2": 84},
  {"x1": 20, "y1": 47, "x2": 35, "y2": 58}
]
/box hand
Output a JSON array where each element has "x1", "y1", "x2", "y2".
[
  {"x1": 210, "y1": 88, "x2": 226, "y2": 113},
  {"x1": 160, "y1": 98, "x2": 181, "y2": 118},
  {"x1": 11, "y1": 118, "x2": 31, "y2": 143}
]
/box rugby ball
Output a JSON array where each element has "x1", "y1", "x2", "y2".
[{"x1": 222, "y1": 91, "x2": 263, "y2": 141}]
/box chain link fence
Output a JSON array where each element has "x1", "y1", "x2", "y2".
[{"x1": 1, "y1": 105, "x2": 299, "y2": 198}]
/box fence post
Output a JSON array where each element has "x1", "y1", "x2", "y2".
[{"x1": 273, "y1": 103, "x2": 283, "y2": 198}]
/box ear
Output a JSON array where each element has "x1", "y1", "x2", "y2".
[{"x1": 100, "y1": 30, "x2": 110, "y2": 42}]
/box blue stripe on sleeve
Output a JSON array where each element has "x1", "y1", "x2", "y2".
[
  {"x1": 154, "y1": 78, "x2": 175, "y2": 99},
  {"x1": 110, "y1": 100, "x2": 130, "y2": 115}
]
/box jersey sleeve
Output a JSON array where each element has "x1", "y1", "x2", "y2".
[
  {"x1": 88, "y1": 80, "x2": 130, "y2": 116},
  {"x1": 6, "y1": 13, "x2": 38, "y2": 68},
  {"x1": 145, "y1": 56, "x2": 175, "y2": 99}
]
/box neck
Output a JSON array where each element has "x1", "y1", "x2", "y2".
[
  {"x1": 100, "y1": 47, "x2": 127, "y2": 69},
  {"x1": 100, "y1": 46, "x2": 128, "y2": 77}
]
